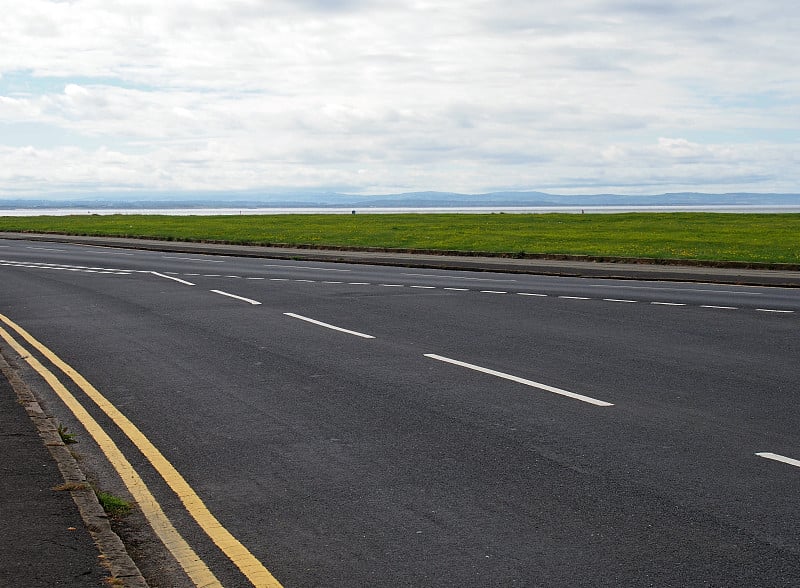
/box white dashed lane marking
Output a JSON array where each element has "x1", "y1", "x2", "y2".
[
  {"x1": 403, "y1": 272, "x2": 517, "y2": 282},
  {"x1": 590, "y1": 284, "x2": 764, "y2": 296},
  {"x1": 265, "y1": 264, "x2": 351, "y2": 272},
  {"x1": 424, "y1": 354, "x2": 613, "y2": 407},
  {"x1": 210, "y1": 290, "x2": 261, "y2": 305},
  {"x1": 157, "y1": 271, "x2": 797, "y2": 315},
  {"x1": 9, "y1": 259, "x2": 787, "y2": 316},
  {"x1": 756, "y1": 452, "x2": 800, "y2": 468},
  {"x1": 162, "y1": 256, "x2": 225, "y2": 263},
  {"x1": 284, "y1": 313, "x2": 375, "y2": 339},
  {"x1": 151, "y1": 272, "x2": 195, "y2": 286},
  {"x1": 0, "y1": 260, "x2": 131, "y2": 275}
]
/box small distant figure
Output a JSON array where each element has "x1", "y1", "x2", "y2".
[
  {"x1": 351, "y1": 210, "x2": 356, "y2": 215},
  {"x1": 581, "y1": 209, "x2": 585, "y2": 214}
]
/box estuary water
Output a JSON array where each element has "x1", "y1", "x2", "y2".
[{"x1": 3, "y1": 205, "x2": 800, "y2": 216}]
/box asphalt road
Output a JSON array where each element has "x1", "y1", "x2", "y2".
[{"x1": 1, "y1": 236, "x2": 799, "y2": 587}]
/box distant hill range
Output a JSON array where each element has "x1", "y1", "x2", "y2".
[{"x1": 2, "y1": 191, "x2": 799, "y2": 209}]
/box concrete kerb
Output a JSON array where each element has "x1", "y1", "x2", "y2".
[
  {"x1": 2, "y1": 231, "x2": 800, "y2": 287},
  {"x1": 0, "y1": 351, "x2": 149, "y2": 588}
]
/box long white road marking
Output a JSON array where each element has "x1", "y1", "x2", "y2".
[
  {"x1": 518, "y1": 292, "x2": 547, "y2": 297},
  {"x1": 162, "y1": 256, "x2": 225, "y2": 263},
  {"x1": 423, "y1": 354, "x2": 613, "y2": 407},
  {"x1": 590, "y1": 284, "x2": 763, "y2": 295},
  {"x1": 1, "y1": 260, "x2": 133, "y2": 275},
  {"x1": 151, "y1": 271, "x2": 196, "y2": 286},
  {"x1": 604, "y1": 298, "x2": 637, "y2": 303},
  {"x1": 444, "y1": 287, "x2": 470, "y2": 291},
  {"x1": 210, "y1": 290, "x2": 262, "y2": 305},
  {"x1": 756, "y1": 309, "x2": 794, "y2": 314},
  {"x1": 264, "y1": 264, "x2": 351, "y2": 272},
  {"x1": 283, "y1": 313, "x2": 375, "y2": 339},
  {"x1": 651, "y1": 302, "x2": 686, "y2": 306},
  {"x1": 701, "y1": 305, "x2": 738, "y2": 310},
  {"x1": 756, "y1": 452, "x2": 800, "y2": 469},
  {"x1": 402, "y1": 273, "x2": 517, "y2": 282},
  {"x1": 3, "y1": 260, "x2": 127, "y2": 272}
]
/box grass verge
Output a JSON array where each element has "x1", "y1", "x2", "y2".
[
  {"x1": 96, "y1": 491, "x2": 133, "y2": 519},
  {"x1": 57, "y1": 424, "x2": 78, "y2": 444},
  {"x1": 0, "y1": 212, "x2": 798, "y2": 264}
]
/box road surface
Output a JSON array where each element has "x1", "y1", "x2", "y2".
[{"x1": 1, "y1": 236, "x2": 798, "y2": 586}]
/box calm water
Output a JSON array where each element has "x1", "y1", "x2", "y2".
[{"x1": 2, "y1": 205, "x2": 800, "y2": 216}]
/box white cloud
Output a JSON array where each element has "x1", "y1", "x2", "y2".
[{"x1": 0, "y1": 0, "x2": 798, "y2": 197}]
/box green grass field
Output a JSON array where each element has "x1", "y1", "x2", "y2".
[{"x1": 1, "y1": 213, "x2": 798, "y2": 264}]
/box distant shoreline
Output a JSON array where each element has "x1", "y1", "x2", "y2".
[{"x1": 3, "y1": 205, "x2": 800, "y2": 216}]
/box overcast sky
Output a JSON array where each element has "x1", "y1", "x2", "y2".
[{"x1": 1, "y1": 0, "x2": 798, "y2": 198}]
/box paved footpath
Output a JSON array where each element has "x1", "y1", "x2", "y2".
[
  {"x1": 0, "y1": 369, "x2": 109, "y2": 586},
  {"x1": 0, "y1": 355, "x2": 146, "y2": 587}
]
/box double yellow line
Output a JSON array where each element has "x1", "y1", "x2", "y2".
[{"x1": 0, "y1": 313, "x2": 282, "y2": 588}]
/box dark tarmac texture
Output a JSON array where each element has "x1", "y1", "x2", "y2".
[{"x1": 0, "y1": 371, "x2": 108, "y2": 587}]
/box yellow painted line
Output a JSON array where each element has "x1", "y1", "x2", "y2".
[
  {"x1": 0, "y1": 314, "x2": 283, "y2": 588},
  {"x1": 0, "y1": 324, "x2": 221, "y2": 588}
]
